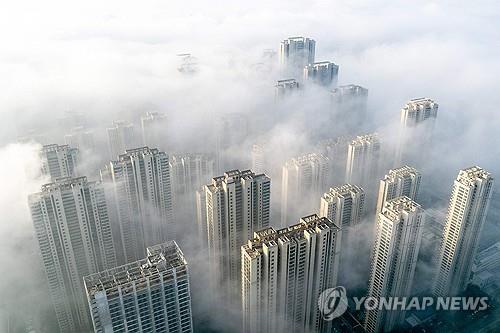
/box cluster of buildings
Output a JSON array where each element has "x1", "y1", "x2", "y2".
[{"x1": 25, "y1": 36, "x2": 496, "y2": 333}]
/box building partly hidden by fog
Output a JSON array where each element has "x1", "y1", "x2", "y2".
[
  {"x1": 241, "y1": 214, "x2": 341, "y2": 333},
  {"x1": 376, "y1": 165, "x2": 421, "y2": 214},
  {"x1": 275, "y1": 78, "x2": 300, "y2": 102},
  {"x1": 303, "y1": 61, "x2": 339, "y2": 87},
  {"x1": 281, "y1": 153, "x2": 328, "y2": 227},
  {"x1": 330, "y1": 84, "x2": 368, "y2": 133},
  {"x1": 345, "y1": 133, "x2": 381, "y2": 190},
  {"x1": 84, "y1": 241, "x2": 193, "y2": 333},
  {"x1": 40, "y1": 143, "x2": 79, "y2": 181},
  {"x1": 434, "y1": 166, "x2": 494, "y2": 297},
  {"x1": 141, "y1": 112, "x2": 168, "y2": 151},
  {"x1": 29, "y1": 177, "x2": 117, "y2": 332},
  {"x1": 200, "y1": 170, "x2": 271, "y2": 307},
  {"x1": 107, "y1": 120, "x2": 137, "y2": 160},
  {"x1": 279, "y1": 37, "x2": 315, "y2": 77},
  {"x1": 320, "y1": 184, "x2": 364, "y2": 285},
  {"x1": 396, "y1": 98, "x2": 438, "y2": 166},
  {"x1": 364, "y1": 196, "x2": 425, "y2": 333},
  {"x1": 101, "y1": 147, "x2": 174, "y2": 264}
]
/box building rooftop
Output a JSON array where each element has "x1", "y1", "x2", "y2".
[
  {"x1": 350, "y1": 133, "x2": 379, "y2": 146},
  {"x1": 41, "y1": 143, "x2": 75, "y2": 153},
  {"x1": 331, "y1": 84, "x2": 368, "y2": 95},
  {"x1": 242, "y1": 214, "x2": 339, "y2": 259},
  {"x1": 84, "y1": 241, "x2": 187, "y2": 298},
  {"x1": 382, "y1": 196, "x2": 422, "y2": 220},
  {"x1": 323, "y1": 184, "x2": 364, "y2": 201},
  {"x1": 285, "y1": 153, "x2": 328, "y2": 167},
  {"x1": 207, "y1": 169, "x2": 269, "y2": 192},
  {"x1": 456, "y1": 166, "x2": 492, "y2": 186},
  {"x1": 384, "y1": 165, "x2": 420, "y2": 180}
]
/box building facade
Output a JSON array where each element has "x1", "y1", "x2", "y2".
[
  {"x1": 433, "y1": 166, "x2": 494, "y2": 297},
  {"x1": 203, "y1": 170, "x2": 271, "y2": 304},
  {"x1": 281, "y1": 153, "x2": 328, "y2": 226},
  {"x1": 241, "y1": 214, "x2": 341, "y2": 333},
  {"x1": 364, "y1": 197, "x2": 424, "y2": 333},
  {"x1": 376, "y1": 165, "x2": 421, "y2": 213},
  {"x1": 103, "y1": 147, "x2": 174, "y2": 263},
  {"x1": 345, "y1": 133, "x2": 381, "y2": 189},
  {"x1": 279, "y1": 37, "x2": 316, "y2": 76},
  {"x1": 84, "y1": 241, "x2": 193, "y2": 333},
  {"x1": 303, "y1": 61, "x2": 339, "y2": 87},
  {"x1": 29, "y1": 177, "x2": 117, "y2": 332},
  {"x1": 107, "y1": 120, "x2": 136, "y2": 159},
  {"x1": 40, "y1": 144, "x2": 79, "y2": 181}
]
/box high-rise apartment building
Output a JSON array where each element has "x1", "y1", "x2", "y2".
[
  {"x1": 251, "y1": 144, "x2": 266, "y2": 174},
  {"x1": 203, "y1": 170, "x2": 271, "y2": 303},
  {"x1": 84, "y1": 241, "x2": 193, "y2": 333},
  {"x1": 279, "y1": 37, "x2": 316, "y2": 76},
  {"x1": 40, "y1": 144, "x2": 79, "y2": 181},
  {"x1": 319, "y1": 184, "x2": 364, "y2": 282},
  {"x1": 304, "y1": 61, "x2": 339, "y2": 87},
  {"x1": 29, "y1": 177, "x2": 117, "y2": 332},
  {"x1": 364, "y1": 197, "x2": 424, "y2": 333},
  {"x1": 281, "y1": 153, "x2": 328, "y2": 226},
  {"x1": 331, "y1": 85, "x2": 368, "y2": 132},
  {"x1": 433, "y1": 166, "x2": 494, "y2": 297},
  {"x1": 215, "y1": 113, "x2": 249, "y2": 173},
  {"x1": 345, "y1": 133, "x2": 381, "y2": 189},
  {"x1": 103, "y1": 147, "x2": 173, "y2": 263},
  {"x1": 64, "y1": 127, "x2": 95, "y2": 152},
  {"x1": 107, "y1": 120, "x2": 136, "y2": 159},
  {"x1": 376, "y1": 165, "x2": 421, "y2": 213},
  {"x1": 170, "y1": 153, "x2": 215, "y2": 196},
  {"x1": 241, "y1": 214, "x2": 341, "y2": 333},
  {"x1": 141, "y1": 112, "x2": 168, "y2": 150},
  {"x1": 396, "y1": 98, "x2": 438, "y2": 166},
  {"x1": 316, "y1": 136, "x2": 352, "y2": 186}
]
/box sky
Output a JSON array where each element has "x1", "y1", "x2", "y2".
[{"x1": 0, "y1": 0, "x2": 499, "y2": 330}]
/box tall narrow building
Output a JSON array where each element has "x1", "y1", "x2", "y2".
[
  {"x1": 316, "y1": 136, "x2": 352, "y2": 186},
  {"x1": 84, "y1": 241, "x2": 193, "y2": 333},
  {"x1": 103, "y1": 147, "x2": 174, "y2": 263},
  {"x1": 433, "y1": 166, "x2": 494, "y2": 297},
  {"x1": 29, "y1": 177, "x2": 117, "y2": 332},
  {"x1": 345, "y1": 133, "x2": 381, "y2": 189},
  {"x1": 251, "y1": 143, "x2": 266, "y2": 174},
  {"x1": 141, "y1": 111, "x2": 168, "y2": 150},
  {"x1": 279, "y1": 37, "x2": 316, "y2": 76},
  {"x1": 331, "y1": 85, "x2": 368, "y2": 132},
  {"x1": 215, "y1": 113, "x2": 249, "y2": 173},
  {"x1": 303, "y1": 61, "x2": 339, "y2": 87},
  {"x1": 396, "y1": 98, "x2": 438, "y2": 166},
  {"x1": 107, "y1": 120, "x2": 136, "y2": 159},
  {"x1": 203, "y1": 170, "x2": 271, "y2": 304},
  {"x1": 64, "y1": 127, "x2": 96, "y2": 152},
  {"x1": 241, "y1": 214, "x2": 341, "y2": 333},
  {"x1": 281, "y1": 153, "x2": 328, "y2": 226},
  {"x1": 40, "y1": 144, "x2": 79, "y2": 181},
  {"x1": 364, "y1": 197, "x2": 424, "y2": 333},
  {"x1": 170, "y1": 153, "x2": 215, "y2": 196},
  {"x1": 376, "y1": 165, "x2": 421, "y2": 213},
  {"x1": 319, "y1": 184, "x2": 364, "y2": 282}
]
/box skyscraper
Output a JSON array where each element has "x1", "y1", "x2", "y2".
[
  {"x1": 376, "y1": 165, "x2": 421, "y2": 213},
  {"x1": 251, "y1": 143, "x2": 266, "y2": 174},
  {"x1": 364, "y1": 197, "x2": 424, "y2": 333},
  {"x1": 433, "y1": 166, "x2": 494, "y2": 297},
  {"x1": 241, "y1": 214, "x2": 341, "y2": 333},
  {"x1": 40, "y1": 144, "x2": 79, "y2": 181},
  {"x1": 29, "y1": 177, "x2": 117, "y2": 332},
  {"x1": 345, "y1": 133, "x2": 381, "y2": 189},
  {"x1": 319, "y1": 184, "x2": 364, "y2": 283},
  {"x1": 103, "y1": 147, "x2": 174, "y2": 263},
  {"x1": 304, "y1": 61, "x2": 339, "y2": 87},
  {"x1": 84, "y1": 241, "x2": 193, "y2": 333},
  {"x1": 203, "y1": 170, "x2": 271, "y2": 304},
  {"x1": 279, "y1": 37, "x2": 316, "y2": 76},
  {"x1": 141, "y1": 111, "x2": 168, "y2": 150},
  {"x1": 316, "y1": 136, "x2": 352, "y2": 186},
  {"x1": 330, "y1": 85, "x2": 368, "y2": 132},
  {"x1": 281, "y1": 153, "x2": 328, "y2": 226},
  {"x1": 396, "y1": 98, "x2": 438, "y2": 166},
  {"x1": 170, "y1": 153, "x2": 215, "y2": 196},
  {"x1": 107, "y1": 120, "x2": 136, "y2": 159}
]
